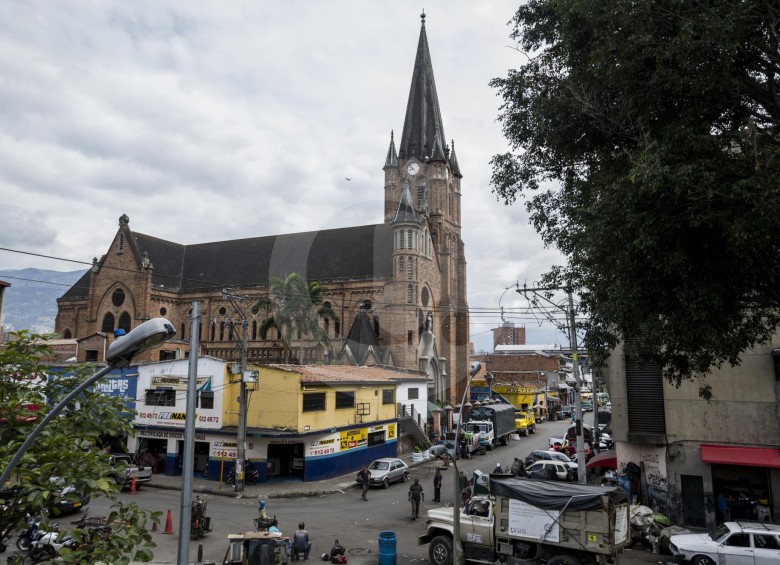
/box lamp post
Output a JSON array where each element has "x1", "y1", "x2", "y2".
[{"x1": 0, "y1": 318, "x2": 176, "y2": 487}]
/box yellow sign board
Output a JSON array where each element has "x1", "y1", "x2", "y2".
[{"x1": 340, "y1": 428, "x2": 367, "y2": 450}]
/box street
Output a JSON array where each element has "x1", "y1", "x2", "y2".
[{"x1": 79, "y1": 419, "x2": 670, "y2": 565}]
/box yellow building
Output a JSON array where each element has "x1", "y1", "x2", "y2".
[{"x1": 222, "y1": 364, "x2": 425, "y2": 481}]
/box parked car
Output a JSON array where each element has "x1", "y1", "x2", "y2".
[
  {"x1": 48, "y1": 479, "x2": 90, "y2": 515},
  {"x1": 525, "y1": 449, "x2": 578, "y2": 477},
  {"x1": 525, "y1": 461, "x2": 573, "y2": 481},
  {"x1": 560, "y1": 405, "x2": 574, "y2": 419},
  {"x1": 670, "y1": 521, "x2": 780, "y2": 564},
  {"x1": 108, "y1": 453, "x2": 152, "y2": 488},
  {"x1": 360, "y1": 458, "x2": 409, "y2": 488}
]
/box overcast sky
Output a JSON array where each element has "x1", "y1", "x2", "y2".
[{"x1": 0, "y1": 1, "x2": 569, "y2": 352}]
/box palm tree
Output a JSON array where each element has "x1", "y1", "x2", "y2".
[{"x1": 251, "y1": 273, "x2": 339, "y2": 364}]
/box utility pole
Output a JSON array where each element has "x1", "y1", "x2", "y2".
[{"x1": 222, "y1": 289, "x2": 250, "y2": 493}]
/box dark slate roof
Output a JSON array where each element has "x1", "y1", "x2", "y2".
[
  {"x1": 384, "y1": 130, "x2": 398, "y2": 168},
  {"x1": 398, "y1": 15, "x2": 447, "y2": 162},
  {"x1": 342, "y1": 309, "x2": 383, "y2": 366},
  {"x1": 60, "y1": 269, "x2": 91, "y2": 299},
  {"x1": 449, "y1": 140, "x2": 462, "y2": 178},
  {"x1": 392, "y1": 183, "x2": 420, "y2": 225}
]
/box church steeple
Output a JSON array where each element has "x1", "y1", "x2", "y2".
[
  {"x1": 398, "y1": 12, "x2": 446, "y2": 162},
  {"x1": 384, "y1": 130, "x2": 398, "y2": 168},
  {"x1": 449, "y1": 139, "x2": 462, "y2": 178}
]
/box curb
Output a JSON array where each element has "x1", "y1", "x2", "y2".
[{"x1": 144, "y1": 480, "x2": 358, "y2": 499}]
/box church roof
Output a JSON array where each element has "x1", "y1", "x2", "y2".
[
  {"x1": 398, "y1": 13, "x2": 447, "y2": 163},
  {"x1": 61, "y1": 223, "x2": 394, "y2": 297},
  {"x1": 392, "y1": 181, "x2": 420, "y2": 225},
  {"x1": 342, "y1": 308, "x2": 381, "y2": 365},
  {"x1": 449, "y1": 140, "x2": 462, "y2": 178},
  {"x1": 384, "y1": 130, "x2": 398, "y2": 168}
]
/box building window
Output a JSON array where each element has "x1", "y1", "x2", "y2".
[
  {"x1": 303, "y1": 393, "x2": 326, "y2": 412},
  {"x1": 118, "y1": 234, "x2": 125, "y2": 253},
  {"x1": 324, "y1": 318, "x2": 330, "y2": 337},
  {"x1": 407, "y1": 258, "x2": 413, "y2": 279},
  {"x1": 399, "y1": 230, "x2": 405, "y2": 249},
  {"x1": 408, "y1": 388, "x2": 419, "y2": 400},
  {"x1": 159, "y1": 350, "x2": 176, "y2": 361},
  {"x1": 252, "y1": 320, "x2": 258, "y2": 340},
  {"x1": 368, "y1": 430, "x2": 385, "y2": 447},
  {"x1": 407, "y1": 229, "x2": 413, "y2": 249},
  {"x1": 85, "y1": 350, "x2": 98, "y2": 362},
  {"x1": 336, "y1": 391, "x2": 355, "y2": 409},
  {"x1": 118, "y1": 312, "x2": 131, "y2": 333},
  {"x1": 180, "y1": 322, "x2": 186, "y2": 340},
  {"x1": 382, "y1": 389, "x2": 394, "y2": 404},
  {"x1": 219, "y1": 307, "x2": 227, "y2": 316},
  {"x1": 399, "y1": 256, "x2": 405, "y2": 274},
  {"x1": 145, "y1": 389, "x2": 176, "y2": 406},
  {"x1": 407, "y1": 330, "x2": 413, "y2": 345},
  {"x1": 334, "y1": 320, "x2": 341, "y2": 337},
  {"x1": 373, "y1": 317, "x2": 380, "y2": 336},
  {"x1": 112, "y1": 288, "x2": 125, "y2": 307},
  {"x1": 160, "y1": 307, "x2": 167, "y2": 316},
  {"x1": 62, "y1": 329, "x2": 72, "y2": 339},
  {"x1": 198, "y1": 391, "x2": 215, "y2": 409},
  {"x1": 101, "y1": 313, "x2": 115, "y2": 333}
]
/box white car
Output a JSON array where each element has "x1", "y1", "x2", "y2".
[
  {"x1": 360, "y1": 458, "x2": 410, "y2": 488},
  {"x1": 525, "y1": 461, "x2": 573, "y2": 481},
  {"x1": 669, "y1": 521, "x2": 780, "y2": 565}
]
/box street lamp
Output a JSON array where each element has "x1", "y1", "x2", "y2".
[{"x1": 0, "y1": 318, "x2": 176, "y2": 486}]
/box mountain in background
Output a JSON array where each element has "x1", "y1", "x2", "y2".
[{"x1": 0, "y1": 268, "x2": 85, "y2": 335}]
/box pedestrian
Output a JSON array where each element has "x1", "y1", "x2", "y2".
[
  {"x1": 408, "y1": 478, "x2": 424, "y2": 520},
  {"x1": 459, "y1": 470, "x2": 470, "y2": 505},
  {"x1": 269, "y1": 518, "x2": 280, "y2": 533},
  {"x1": 433, "y1": 467, "x2": 442, "y2": 502},
  {"x1": 716, "y1": 491, "x2": 731, "y2": 523},
  {"x1": 510, "y1": 457, "x2": 524, "y2": 477},
  {"x1": 571, "y1": 412, "x2": 576, "y2": 424},
  {"x1": 357, "y1": 467, "x2": 369, "y2": 501},
  {"x1": 458, "y1": 432, "x2": 467, "y2": 460},
  {"x1": 293, "y1": 522, "x2": 312, "y2": 561}
]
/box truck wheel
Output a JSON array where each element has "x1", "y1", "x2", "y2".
[
  {"x1": 429, "y1": 535, "x2": 453, "y2": 565},
  {"x1": 530, "y1": 425, "x2": 536, "y2": 434},
  {"x1": 546, "y1": 555, "x2": 582, "y2": 565}
]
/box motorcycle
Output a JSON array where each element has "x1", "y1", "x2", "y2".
[
  {"x1": 225, "y1": 463, "x2": 259, "y2": 485},
  {"x1": 190, "y1": 495, "x2": 211, "y2": 540},
  {"x1": 16, "y1": 514, "x2": 41, "y2": 551},
  {"x1": 27, "y1": 520, "x2": 79, "y2": 562}
]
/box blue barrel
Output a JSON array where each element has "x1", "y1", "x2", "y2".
[{"x1": 378, "y1": 531, "x2": 397, "y2": 565}]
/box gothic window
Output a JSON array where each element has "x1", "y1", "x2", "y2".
[
  {"x1": 417, "y1": 183, "x2": 425, "y2": 207},
  {"x1": 252, "y1": 320, "x2": 258, "y2": 340},
  {"x1": 219, "y1": 322, "x2": 225, "y2": 341},
  {"x1": 180, "y1": 322, "x2": 186, "y2": 340},
  {"x1": 407, "y1": 330, "x2": 414, "y2": 345},
  {"x1": 210, "y1": 322, "x2": 215, "y2": 341},
  {"x1": 399, "y1": 256, "x2": 405, "y2": 274},
  {"x1": 101, "y1": 313, "x2": 115, "y2": 333},
  {"x1": 399, "y1": 230, "x2": 405, "y2": 249},
  {"x1": 421, "y1": 287, "x2": 430, "y2": 306},
  {"x1": 324, "y1": 318, "x2": 330, "y2": 337},
  {"x1": 407, "y1": 229, "x2": 413, "y2": 249},
  {"x1": 334, "y1": 320, "x2": 341, "y2": 337},
  {"x1": 407, "y1": 257, "x2": 413, "y2": 280},
  {"x1": 448, "y1": 189, "x2": 452, "y2": 216},
  {"x1": 62, "y1": 329, "x2": 72, "y2": 339},
  {"x1": 407, "y1": 284, "x2": 414, "y2": 303},
  {"x1": 118, "y1": 234, "x2": 125, "y2": 253},
  {"x1": 118, "y1": 312, "x2": 131, "y2": 333},
  {"x1": 373, "y1": 316, "x2": 380, "y2": 336},
  {"x1": 112, "y1": 288, "x2": 125, "y2": 307}
]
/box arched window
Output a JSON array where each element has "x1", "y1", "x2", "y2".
[
  {"x1": 219, "y1": 322, "x2": 225, "y2": 341},
  {"x1": 407, "y1": 229, "x2": 413, "y2": 249},
  {"x1": 373, "y1": 316, "x2": 380, "y2": 336},
  {"x1": 407, "y1": 284, "x2": 414, "y2": 304},
  {"x1": 252, "y1": 320, "x2": 258, "y2": 340},
  {"x1": 62, "y1": 329, "x2": 72, "y2": 339},
  {"x1": 399, "y1": 256, "x2": 405, "y2": 274},
  {"x1": 407, "y1": 257, "x2": 413, "y2": 280},
  {"x1": 180, "y1": 322, "x2": 186, "y2": 340},
  {"x1": 112, "y1": 288, "x2": 125, "y2": 307},
  {"x1": 118, "y1": 312, "x2": 131, "y2": 333},
  {"x1": 399, "y1": 230, "x2": 405, "y2": 249},
  {"x1": 118, "y1": 234, "x2": 125, "y2": 253},
  {"x1": 324, "y1": 318, "x2": 330, "y2": 336},
  {"x1": 101, "y1": 313, "x2": 115, "y2": 333}
]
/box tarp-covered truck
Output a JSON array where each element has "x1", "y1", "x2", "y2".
[
  {"x1": 463, "y1": 403, "x2": 517, "y2": 450},
  {"x1": 419, "y1": 476, "x2": 630, "y2": 565}
]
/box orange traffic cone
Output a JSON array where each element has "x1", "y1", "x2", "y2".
[
  {"x1": 130, "y1": 476, "x2": 137, "y2": 494},
  {"x1": 163, "y1": 509, "x2": 174, "y2": 534}
]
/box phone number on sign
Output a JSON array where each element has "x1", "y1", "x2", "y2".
[
  {"x1": 198, "y1": 415, "x2": 220, "y2": 423},
  {"x1": 310, "y1": 447, "x2": 336, "y2": 456}
]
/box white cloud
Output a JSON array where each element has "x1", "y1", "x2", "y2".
[{"x1": 0, "y1": 0, "x2": 566, "y2": 352}]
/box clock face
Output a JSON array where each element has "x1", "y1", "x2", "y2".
[{"x1": 407, "y1": 162, "x2": 420, "y2": 176}]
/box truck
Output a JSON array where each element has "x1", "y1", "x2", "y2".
[
  {"x1": 515, "y1": 408, "x2": 536, "y2": 436},
  {"x1": 463, "y1": 403, "x2": 517, "y2": 450},
  {"x1": 420, "y1": 476, "x2": 630, "y2": 565},
  {"x1": 107, "y1": 453, "x2": 153, "y2": 488}
]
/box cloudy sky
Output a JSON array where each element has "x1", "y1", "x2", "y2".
[{"x1": 0, "y1": 1, "x2": 569, "y2": 352}]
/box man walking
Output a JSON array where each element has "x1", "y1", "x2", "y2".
[
  {"x1": 357, "y1": 467, "x2": 370, "y2": 501},
  {"x1": 433, "y1": 468, "x2": 442, "y2": 503},
  {"x1": 409, "y1": 478, "x2": 424, "y2": 519}
]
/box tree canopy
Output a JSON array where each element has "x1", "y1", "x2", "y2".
[
  {"x1": 252, "y1": 273, "x2": 338, "y2": 364},
  {"x1": 0, "y1": 332, "x2": 158, "y2": 563},
  {"x1": 490, "y1": 1, "x2": 780, "y2": 395}
]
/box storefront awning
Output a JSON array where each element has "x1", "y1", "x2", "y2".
[{"x1": 701, "y1": 444, "x2": 780, "y2": 468}]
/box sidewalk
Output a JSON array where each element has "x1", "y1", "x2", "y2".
[{"x1": 145, "y1": 453, "x2": 424, "y2": 500}]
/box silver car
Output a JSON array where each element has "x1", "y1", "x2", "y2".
[{"x1": 363, "y1": 458, "x2": 410, "y2": 488}]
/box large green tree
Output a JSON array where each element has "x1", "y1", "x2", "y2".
[
  {"x1": 491, "y1": 1, "x2": 780, "y2": 396},
  {"x1": 0, "y1": 332, "x2": 159, "y2": 563},
  {"x1": 252, "y1": 273, "x2": 338, "y2": 364}
]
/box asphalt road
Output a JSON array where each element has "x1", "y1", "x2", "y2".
[{"x1": 54, "y1": 418, "x2": 674, "y2": 564}]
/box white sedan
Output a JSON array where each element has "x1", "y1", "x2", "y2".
[{"x1": 669, "y1": 521, "x2": 780, "y2": 565}]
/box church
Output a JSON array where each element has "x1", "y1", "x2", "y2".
[{"x1": 56, "y1": 14, "x2": 469, "y2": 405}]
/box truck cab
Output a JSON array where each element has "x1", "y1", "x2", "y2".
[
  {"x1": 514, "y1": 409, "x2": 536, "y2": 436},
  {"x1": 420, "y1": 495, "x2": 496, "y2": 565},
  {"x1": 463, "y1": 421, "x2": 494, "y2": 450}
]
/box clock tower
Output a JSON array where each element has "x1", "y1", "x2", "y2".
[{"x1": 382, "y1": 12, "x2": 469, "y2": 404}]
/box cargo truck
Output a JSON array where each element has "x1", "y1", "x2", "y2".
[
  {"x1": 419, "y1": 476, "x2": 629, "y2": 565},
  {"x1": 463, "y1": 403, "x2": 517, "y2": 450}
]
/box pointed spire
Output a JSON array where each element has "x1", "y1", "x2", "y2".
[
  {"x1": 449, "y1": 139, "x2": 462, "y2": 178},
  {"x1": 384, "y1": 130, "x2": 398, "y2": 168},
  {"x1": 392, "y1": 179, "x2": 421, "y2": 224},
  {"x1": 430, "y1": 122, "x2": 446, "y2": 162},
  {"x1": 398, "y1": 13, "x2": 446, "y2": 162}
]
